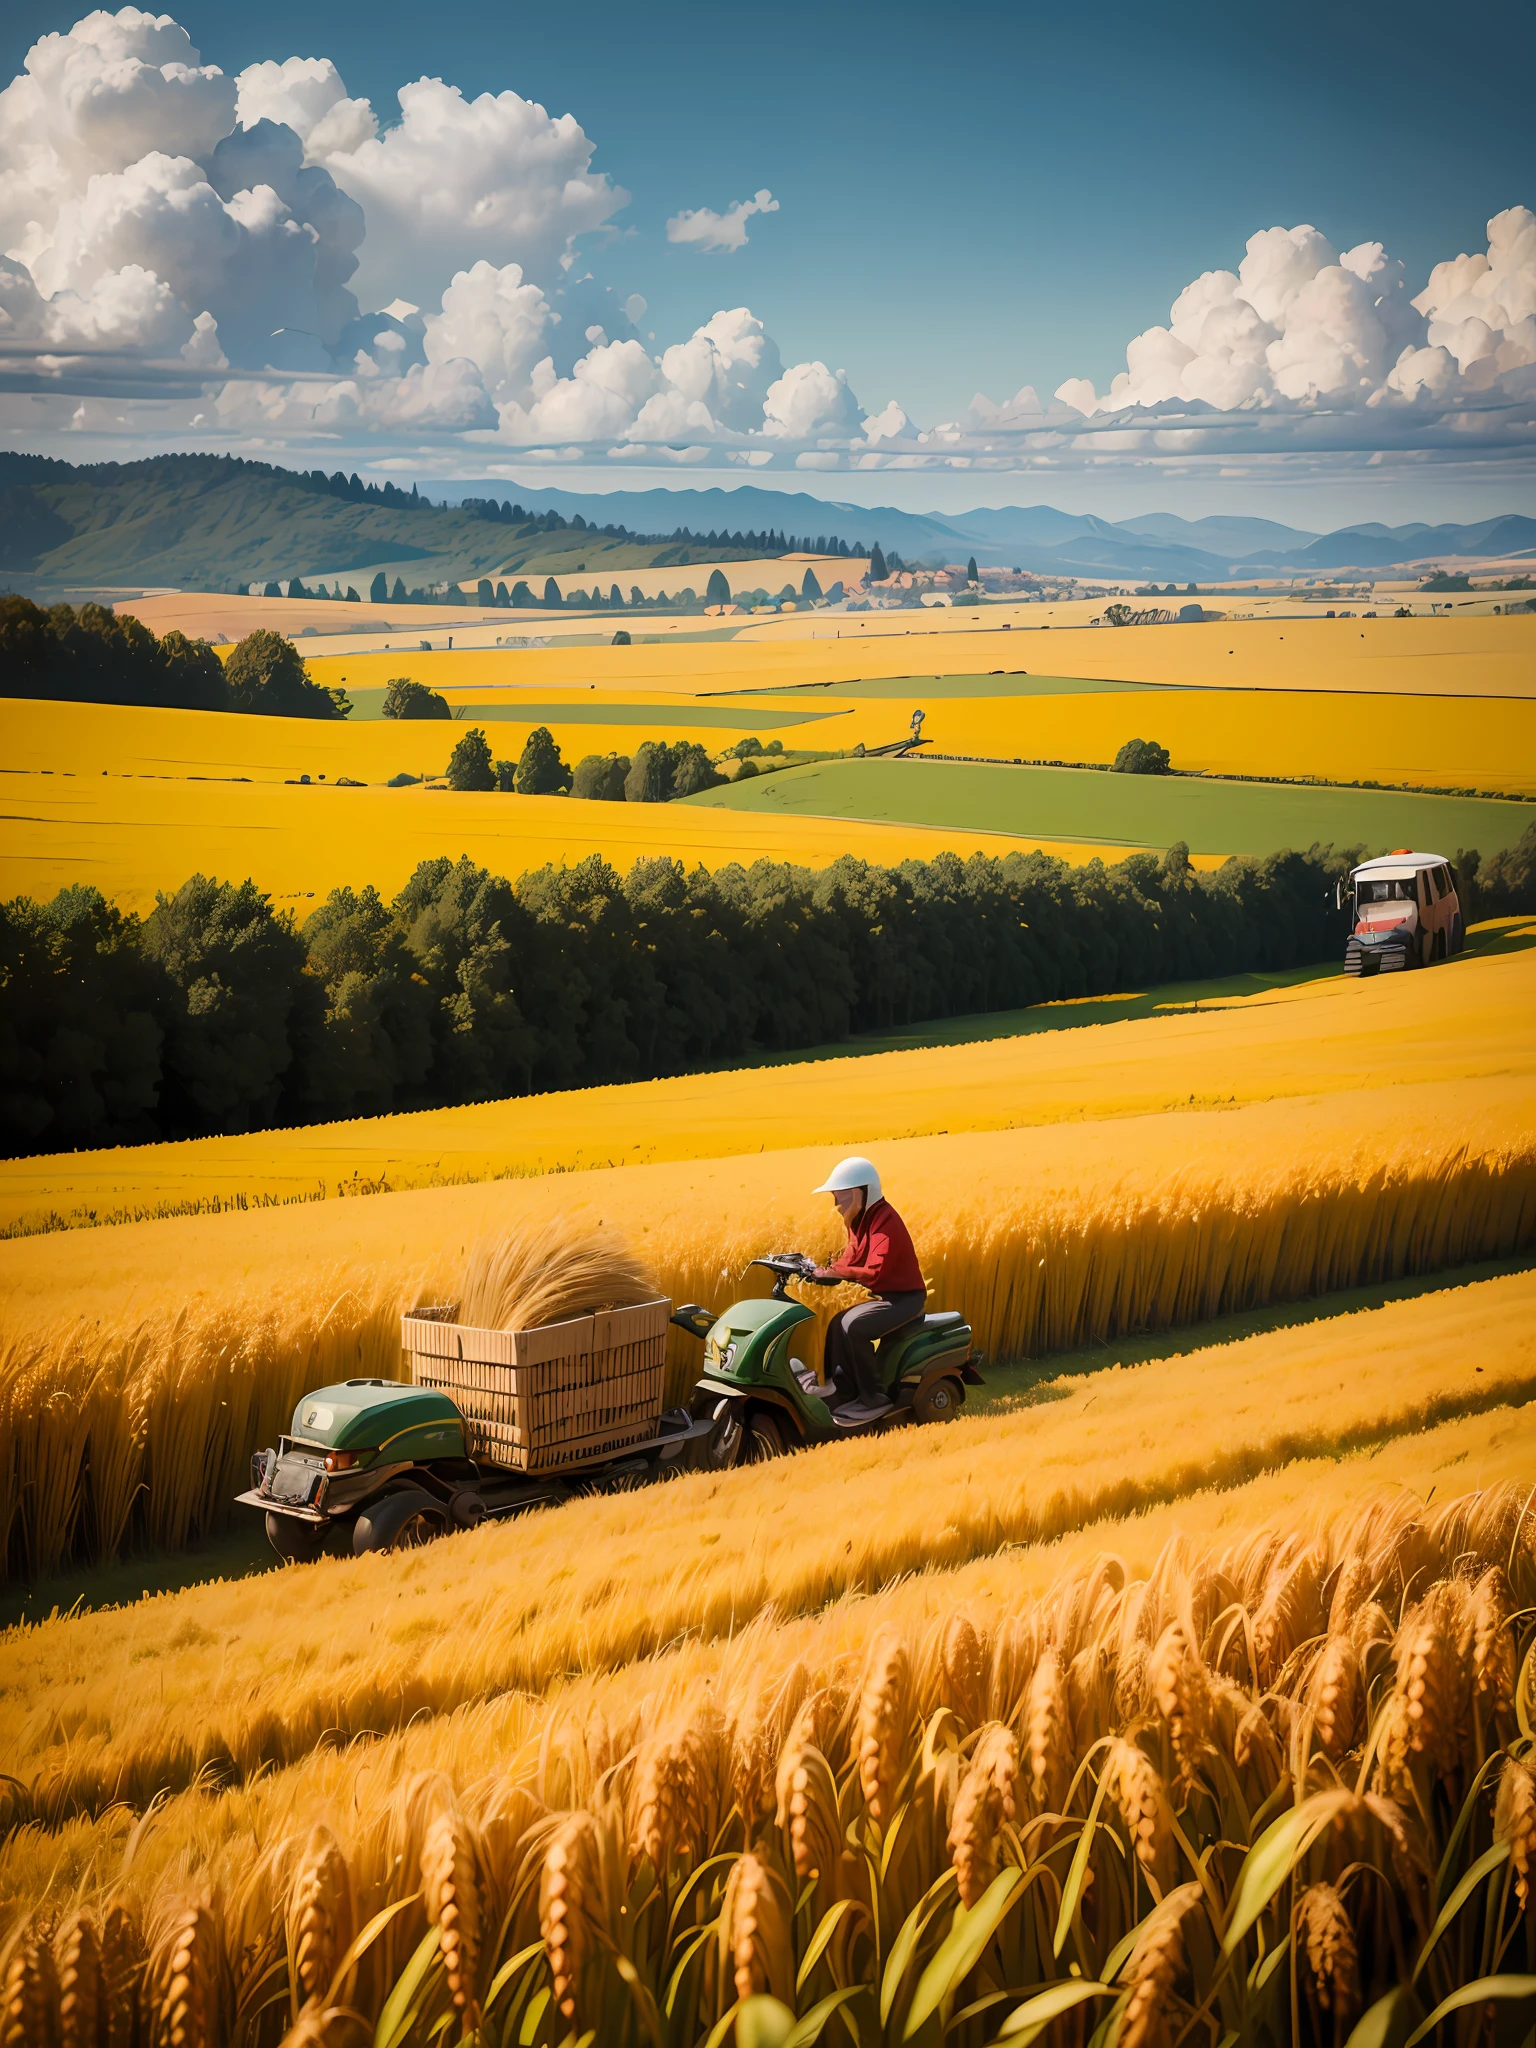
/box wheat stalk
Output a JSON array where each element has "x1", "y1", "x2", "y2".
[
  {"x1": 1025, "y1": 1645, "x2": 1072, "y2": 1814},
  {"x1": 947, "y1": 1722, "x2": 1019, "y2": 1906},
  {"x1": 721, "y1": 1851, "x2": 793, "y2": 2005},
  {"x1": 1297, "y1": 1883, "x2": 1361, "y2": 2021},
  {"x1": 1495, "y1": 1757, "x2": 1536, "y2": 1911},
  {"x1": 540, "y1": 1812, "x2": 600, "y2": 2023},
  {"x1": 458, "y1": 1218, "x2": 655, "y2": 1332},
  {"x1": 422, "y1": 1806, "x2": 482, "y2": 2017},
  {"x1": 856, "y1": 1633, "x2": 912, "y2": 1831}
]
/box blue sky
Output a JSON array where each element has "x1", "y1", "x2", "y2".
[{"x1": 2, "y1": 0, "x2": 1534, "y2": 518}]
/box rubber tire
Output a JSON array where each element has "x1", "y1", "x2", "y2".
[
  {"x1": 265, "y1": 1511, "x2": 327, "y2": 1563},
  {"x1": 911, "y1": 1376, "x2": 962, "y2": 1426},
  {"x1": 353, "y1": 1487, "x2": 449, "y2": 1555},
  {"x1": 746, "y1": 1410, "x2": 787, "y2": 1462}
]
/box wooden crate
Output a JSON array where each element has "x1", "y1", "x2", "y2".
[{"x1": 401, "y1": 1299, "x2": 670, "y2": 1474}]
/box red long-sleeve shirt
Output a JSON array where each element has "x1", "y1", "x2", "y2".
[{"x1": 828, "y1": 1197, "x2": 925, "y2": 1294}]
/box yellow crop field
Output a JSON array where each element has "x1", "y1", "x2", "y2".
[
  {"x1": 0, "y1": 767, "x2": 1115, "y2": 914},
  {"x1": 4, "y1": 1070, "x2": 1532, "y2": 1581},
  {"x1": 3, "y1": 929, "x2": 1530, "y2": 1231},
  {"x1": 859, "y1": 683, "x2": 1536, "y2": 793},
  {"x1": 737, "y1": 606, "x2": 1536, "y2": 696},
  {"x1": 1, "y1": 1278, "x2": 1531, "y2": 2039},
  {"x1": 3, "y1": 694, "x2": 843, "y2": 784},
  {"x1": 5, "y1": 1262, "x2": 1530, "y2": 1822},
  {"x1": 299, "y1": 609, "x2": 1536, "y2": 699}
]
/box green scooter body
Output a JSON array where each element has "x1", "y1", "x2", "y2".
[
  {"x1": 696, "y1": 1296, "x2": 837, "y2": 1430},
  {"x1": 692, "y1": 1288, "x2": 974, "y2": 1445}
]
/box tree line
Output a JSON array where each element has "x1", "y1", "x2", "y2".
[
  {"x1": 0, "y1": 606, "x2": 345, "y2": 717},
  {"x1": 9, "y1": 829, "x2": 1530, "y2": 1160}
]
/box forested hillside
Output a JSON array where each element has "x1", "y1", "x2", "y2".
[{"x1": 0, "y1": 453, "x2": 809, "y2": 594}]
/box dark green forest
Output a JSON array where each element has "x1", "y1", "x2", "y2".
[{"x1": 6, "y1": 828, "x2": 1531, "y2": 1159}]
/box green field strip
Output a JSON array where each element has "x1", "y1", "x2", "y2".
[
  {"x1": 681, "y1": 758, "x2": 1534, "y2": 857},
  {"x1": 345, "y1": 692, "x2": 848, "y2": 729},
  {"x1": 724, "y1": 672, "x2": 1180, "y2": 701}
]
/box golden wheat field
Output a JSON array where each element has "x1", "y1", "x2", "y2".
[
  {"x1": 0, "y1": 767, "x2": 1112, "y2": 915},
  {"x1": 4, "y1": 612, "x2": 1536, "y2": 2044},
  {"x1": 298, "y1": 610, "x2": 1536, "y2": 696},
  {"x1": 1, "y1": 1289, "x2": 1532, "y2": 2042},
  {"x1": 3, "y1": 928, "x2": 1531, "y2": 1231},
  {"x1": 4, "y1": 1068, "x2": 1533, "y2": 1590}
]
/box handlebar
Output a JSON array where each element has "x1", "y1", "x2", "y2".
[{"x1": 750, "y1": 1252, "x2": 839, "y2": 1299}]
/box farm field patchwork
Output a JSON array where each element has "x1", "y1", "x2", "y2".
[
  {"x1": 0, "y1": 768, "x2": 1115, "y2": 913},
  {"x1": 302, "y1": 610, "x2": 1536, "y2": 700},
  {"x1": 2, "y1": 927, "x2": 1530, "y2": 1231},
  {"x1": 684, "y1": 753, "x2": 1535, "y2": 854},
  {"x1": 745, "y1": 679, "x2": 1536, "y2": 794}
]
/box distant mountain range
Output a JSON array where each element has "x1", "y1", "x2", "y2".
[
  {"x1": 433, "y1": 481, "x2": 1536, "y2": 582},
  {"x1": 2, "y1": 452, "x2": 1531, "y2": 595}
]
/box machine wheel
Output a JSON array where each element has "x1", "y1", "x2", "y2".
[
  {"x1": 353, "y1": 1487, "x2": 449, "y2": 1555},
  {"x1": 702, "y1": 1400, "x2": 746, "y2": 1472},
  {"x1": 265, "y1": 1511, "x2": 327, "y2": 1563},
  {"x1": 746, "y1": 1410, "x2": 787, "y2": 1461},
  {"x1": 911, "y1": 1376, "x2": 963, "y2": 1426}
]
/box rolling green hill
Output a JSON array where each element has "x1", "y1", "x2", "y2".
[{"x1": 0, "y1": 452, "x2": 784, "y2": 596}]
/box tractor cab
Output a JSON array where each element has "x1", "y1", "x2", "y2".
[{"x1": 1340, "y1": 850, "x2": 1464, "y2": 976}]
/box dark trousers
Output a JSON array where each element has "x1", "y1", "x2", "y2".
[{"x1": 823, "y1": 1291, "x2": 927, "y2": 1402}]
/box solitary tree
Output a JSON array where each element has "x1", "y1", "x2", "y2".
[
  {"x1": 1112, "y1": 737, "x2": 1172, "y2": 775},
  {"x1": 610, "y1": 584, "x2": 623, "y2": 607},
  {"x1": 391, "y1": 577, "x2": 407, "y2": 603},
  {"x1": 706, "y1": 568, "x2": 732, "y2": 606},
  {"x1": 477, "y1": 579, "x2": 494, "y2": 607},
  {"x1": 543, "y1": 577, "x2": 562, "y2": 607},
  {"x1": 966, "y1": 556, "x2": 980, "y2": 585},
  {"x1": 370, "y1": 572, "x2": 388, "y2": 603},
  {"x1": 511, "y1": 582, "x2": 534, "y2": 607},
  {"x1": 869, "y1": 543, "x2": 888, "y2": 582},
  {"x1": 612, "y1": 629, "x2": 632, "y2": 645},
  {"x1": 226, "y1": 630, "x2": 343, "y2": 719},
  {"x1": 262, "y1": 581, "x2": 281, "y2": 598},
  {"x1": 445, "y1": 727, "x2": 496, "y2": 791},
  {"x1": 514, "y1": 725, "x2": 573, "y2": 796},
  {"x1": 381, "y1": 677, "x2": 450, "y2": 720},
  {"x1": 801, "y1": 567, "x2": 823, "y2": 601}
]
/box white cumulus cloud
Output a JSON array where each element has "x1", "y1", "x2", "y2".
[
  {"x1": 1051, "y1": 210, "x2": 1536, "y2": 427},
  {"x1": 666, "y1": 188, "x2": 778, "y2": 254},
  {"x1": 317, "y1": 77, "x2": 626, "y2": 310}
]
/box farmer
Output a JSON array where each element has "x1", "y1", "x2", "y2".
[{"x1": 812, "y1": 1156, "x2": 926, "y2": 1421}]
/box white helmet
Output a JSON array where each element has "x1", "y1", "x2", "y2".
[{"x1": 813, "y1": 1155, "x2": 882, "y2": 1202}]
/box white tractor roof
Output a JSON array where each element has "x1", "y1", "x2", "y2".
[{"x1": 1351, "y1": 851, "x2": 1446, "y2": 876}]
